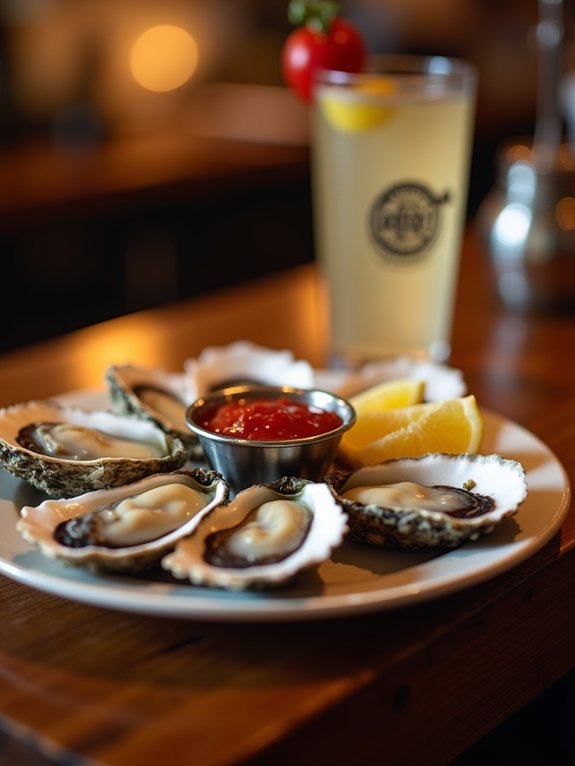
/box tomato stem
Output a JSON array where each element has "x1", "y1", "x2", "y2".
[{"x1": 287, "y1": 1, "x2": 341, "y2": 34}]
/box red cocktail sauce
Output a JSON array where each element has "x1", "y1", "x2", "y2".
[{"x1": 198, "y1": 396, "x2": 343, "y2": 441}]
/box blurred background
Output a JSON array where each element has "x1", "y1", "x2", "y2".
[{"x1": 1, "y1": 0, "x2": 574, "y2": 351}]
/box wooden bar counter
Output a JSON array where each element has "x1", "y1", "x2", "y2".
[{"x1": 0, "y1": 228, "x2": 574, "y2": 765}]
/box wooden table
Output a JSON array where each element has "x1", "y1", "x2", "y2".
[{"x1": 0, "y1": 228, "x2": 574, "y2": 765}]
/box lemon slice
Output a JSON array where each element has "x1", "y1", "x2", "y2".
[
  {"x1": 320, "y1": 77, "x2": 397, "y2": 133},
  {"x1": 344, "y1": 378, "x2": 425, "y2": 447},
  {"x1": 339, "y1": 395, "x2": 484, "y2": 466},
  {"x1": 350, "y1": 378, "x2": 425, "y2": 415}
]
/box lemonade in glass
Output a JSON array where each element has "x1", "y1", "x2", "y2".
[{"x1": 313, "y1": 56, "x2": 477, "y2": 364}]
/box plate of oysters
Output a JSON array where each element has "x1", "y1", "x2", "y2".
[{"x1": 0, "y1": 342, "x2": 570, "y2": 622}]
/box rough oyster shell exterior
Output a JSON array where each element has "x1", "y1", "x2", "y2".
[
  {"x1": 17, "y1": 468, "x2": 229, "y2": 572},
  {"x1": 105, "y1": 344, "x2": 315, "y2": 456},
  {"x1": 105, "y1": 364, "x2": 197, "y2": 451},
  {"x1": 0, "y1": 400, "x2": 187, "y2": 497},
  {"x1": 327, "y1": 453, "x2": 528, "y2": 549},
  {"x1": 163, "y1": 476, "x2": 348, "y2": 590}
]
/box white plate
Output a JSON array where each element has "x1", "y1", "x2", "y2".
[{"x1": 0, "y1": 400, "x2": 570, "y2": 622}]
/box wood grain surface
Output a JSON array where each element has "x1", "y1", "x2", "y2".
[{"x1": 0, "y1": 228, "x2": 573, "y2": 766}]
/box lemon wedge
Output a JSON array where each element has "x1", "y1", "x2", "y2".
[
  {"x1": 319, "y1": 77, "x2": 397, "y2": 133},
  {"x1": 343, "y1": 378, "x2": 425, "y2": 448},
  {"x1": 339, "y1": 394, "x2": 484, "y2": 466},
  {"x1": 349, "y1": 378, "x2": 425, "y2": 416}
]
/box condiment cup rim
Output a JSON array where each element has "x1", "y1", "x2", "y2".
[{"x1": 185, "y1": 384, "x2": 356, "y2": 447}]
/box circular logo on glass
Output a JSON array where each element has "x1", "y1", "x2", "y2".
[{"x1": 370, "y1": 183, "x2": 450, "y2": 259}]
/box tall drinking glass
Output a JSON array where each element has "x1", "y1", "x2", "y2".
[{"x1": 312, "y1": 56, "x2": 477, "y2": 365}]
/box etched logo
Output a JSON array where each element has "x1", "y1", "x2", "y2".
[{"x1": 370, "y1": 183, "x2": 450, "y2": 259}]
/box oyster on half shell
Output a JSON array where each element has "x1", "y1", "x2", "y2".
[
  {"x1": 17, "y1": 468, "x2": 229, "y2": 572},
  {"x1": 183, "y1": 340, "x2": 315, "y2": 396},
  {"x1": 105, "y1": 343, "x2": 315, "y2": 454},
  {"x1": 105, "y1": 364, "x2": 196, "y2": 451},
  {"x1": 0, "y1": 400, "x2": 187, "y2": 497},
  {"x1": 327, "y1": 453, "x2": 528, "y2": 549},
  {"x1": 163, "y1": 476, "x2": 348, "y2": 590}
]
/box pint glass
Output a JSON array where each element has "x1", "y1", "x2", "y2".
[{"x1": 313, "y1": 56, "x2": 477, "y2": 363}]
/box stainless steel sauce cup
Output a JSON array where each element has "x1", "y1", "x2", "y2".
[{"x1": 186, "y1": 385, "x2": 356, "y2": 495}]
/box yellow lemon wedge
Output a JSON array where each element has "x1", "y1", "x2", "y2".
[
  {"x1": 319, "y1": 77, "x2": 397, "y2": 133},
  {"x1": 339, "y1": 394, "x2": 484, "y2": 466},
  {"x1": 343, "y1": 378, "x2": 425, "y2": 448},
  {"x1": 349, "y1": 378, "x2": 425, "y2": 416}
]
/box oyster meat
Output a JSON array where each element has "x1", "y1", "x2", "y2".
[
  {"x1": 0, "y1": 400, "x2": 187, "y2": 496},
  {"x1": 163, "y1": 476, "x2": 348, "y2": 590},
  {"x1": 17, "y1": 468, "x2": 229, "y2": 572},
  {"x1": 327, "y1": 453, "x2": 528, "y2": 549}
]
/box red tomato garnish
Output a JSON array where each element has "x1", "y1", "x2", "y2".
[
  {"x1": 199, "y1": 397, "x2": 343, "y2": 441},
  {"x1": 282, "y1": 1, "x2": 366, "y2": 103}
]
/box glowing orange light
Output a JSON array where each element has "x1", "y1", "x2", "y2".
[
  {"x1": 130, "y1": 25, "x2": 199, "y2": 92},
  {"x1": 556, "y1": 196, "x2": 575, "y2": 231}
]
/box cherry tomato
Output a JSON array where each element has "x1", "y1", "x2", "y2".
[{"x1": 282, "y1": 2, "x2": 366, "y2": 103}]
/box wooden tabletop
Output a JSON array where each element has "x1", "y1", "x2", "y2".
[{"x1": 0, "y1": 227, "x2": 574, "y2": 765}]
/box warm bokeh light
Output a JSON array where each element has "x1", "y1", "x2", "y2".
[
  {"x1": 556, "y1": 196, "x2": 575, "y2": 232},
  {"x1": 129, "y1": 25, "x2": 199, "y2": 92}
]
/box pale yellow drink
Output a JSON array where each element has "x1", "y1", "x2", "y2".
[{"x1": 313, "y1": 58, "x2": 476, "y2": 363}]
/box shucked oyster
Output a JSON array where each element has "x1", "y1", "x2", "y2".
[
  {"x1": 0, "y1": 400, "x2": 187, "y2": 497},
  {"x1": 17, "y1": 468, "x2": 229, "y2": 572},
  {"x1": 183, "y1": 340, "x2": 315, "y2": 396},
  {"x1": 105, "y1": 364, "x2": 195, "y2": 451},
  {"x1": 327, "y1": 453, "x2": 528, "y2": 549},
  {"x1": 105, "y1": 343, "x2": 315, "y2": 453},
  {"x1": 163, "y1": 476, "x2": 348, "y2": 590}
]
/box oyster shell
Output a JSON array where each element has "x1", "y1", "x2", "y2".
[
  {"x1": 17, "y1": 468, "x2": 229, "y2": 572},
  {"x1": 105, "y1": 364, "x2": 196, "y2": 451},
  {"x1": 327, "y1": 453, "x2": 528, "y2": 549},
  {"x1": 163, "y1": 476, "x2": 348, "y2": 590},
  {"x1": 0, "y1": 400, "x2": 187, "y2": 496},
  {"x1": 314, "y1": 357, "x2": 466, "y2": 402},
  {"x1": 184, "y1": 340, "x2": 315, "y2": 395},
  {"x1": 105, "y1": 343, "x2": 315, "y2": 453}
]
